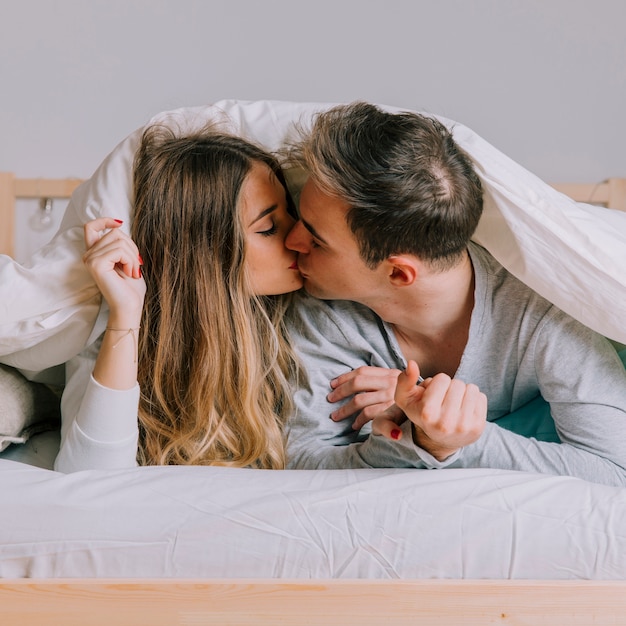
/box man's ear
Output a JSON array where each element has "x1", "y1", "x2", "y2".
[{"x1": 387, "y1": 255, "x2": 418, "y2": 286}]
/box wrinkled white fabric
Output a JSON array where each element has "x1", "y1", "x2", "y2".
[{"x1": 0, "y1": 458, "x2": 624, "y2": 579}]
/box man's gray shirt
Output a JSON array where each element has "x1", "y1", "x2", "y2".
[{"x1": 285, "y1": 243, "x2": 626, "y2": 486}]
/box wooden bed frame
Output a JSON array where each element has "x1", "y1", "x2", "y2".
[
  {"x1": 551, "y1": 177, "x2": 626, "y2": 212},
  {"x1": 1, "y1": 173, "x2": 625, "y2": 624},
  {"x1": 0, "y1": 173, "x2": 83, "y2": 258},
  {"x1": 2, "y1": 579, "x2": 626, "y2": 625},
  {"x1": 0, "y1": 173, "x2": 625, "y2": 257}
]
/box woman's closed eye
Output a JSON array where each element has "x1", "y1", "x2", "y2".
[{"x1": 257, "y1": 221, "x2": 278, "y2": 237}]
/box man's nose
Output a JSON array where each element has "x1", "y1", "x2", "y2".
[{"x1": 285, "y1": 220, "x2": 308, "y2": 253}]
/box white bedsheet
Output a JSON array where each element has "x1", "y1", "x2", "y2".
[{"x1": 1, "y1": 450, "x2": 624, "y2": 579}]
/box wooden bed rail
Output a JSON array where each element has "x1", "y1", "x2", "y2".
[
  {"x1": 0, "y1": 172, "x2": 83, "y2": 257},
  {"x1": 1, "y1": 579, "x2": 626, "y2": 626},
  {"x1": 1, "y1": 173, "x2": 625, "y2": 259},
  {"x1": 551, "y1": 177, "x2": 626, "y2": 211}
]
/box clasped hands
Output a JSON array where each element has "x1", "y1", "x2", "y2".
[{"x1": 328, "y1": 362, "x2": 487, "y2": 461}]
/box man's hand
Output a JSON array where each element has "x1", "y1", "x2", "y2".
[{"x1": 394, "y1": 360, "x2": 487, "y2": 460}]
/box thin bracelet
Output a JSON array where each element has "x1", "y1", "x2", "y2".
[{"x1": 105, "y1": 327, "x2": 140, "y2": 363}]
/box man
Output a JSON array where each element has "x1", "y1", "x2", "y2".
[{"x1": 283, "y1": 102, "x2": 626, "y2": 487}]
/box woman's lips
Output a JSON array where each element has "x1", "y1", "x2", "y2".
[{"x1": 289, "y1": 261, "x2": 299, "y2": 270}]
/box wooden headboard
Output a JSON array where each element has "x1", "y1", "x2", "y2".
[
  {"x1": 0, "y1": 173, "x2": 83, "y2": 258},
  {"x1": 0, "y1": 173, "x2": 624, "y2": 259},
  {"x1": 551, "y1": 177, "x2": 626, "y2": 211}
]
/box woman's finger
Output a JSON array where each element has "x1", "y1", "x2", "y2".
[
  {"x1": 371, "y1": 415, "x2": 406, "y2": 441},
  {"x1": 352, "y1": 402, "x2": 405, "y2": 431},
  {"x1": 84, "y1": 217, "x2": 124, "y2": 249},
  {"x1": 330, "y1": 366, "x2": 401, "y2": 391},
  {"x1": 83, "y1": 232, "x2": 142, "y2": 279},
  {"x1": 329, "y1": 389, "x2": 394, "y2": 421}
]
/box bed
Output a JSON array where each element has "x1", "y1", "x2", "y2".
[{"x1": 1, "y1": 100, "x2": 625, "y2": 624}]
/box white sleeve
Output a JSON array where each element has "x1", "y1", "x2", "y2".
[{"x1": 54, "y1": 339, "x2": 140, "y2": 472}]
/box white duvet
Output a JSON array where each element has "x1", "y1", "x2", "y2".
[{"x1": 1, "y1": 100, "x2": 625, "y2": 374}]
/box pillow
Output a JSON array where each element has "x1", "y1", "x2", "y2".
[
  {"x1": 0, "y1": 365, "x2": 61, "y2": 451},
  {"x1": 1, "y1": 100, "x2": 625, "y2": 373}
]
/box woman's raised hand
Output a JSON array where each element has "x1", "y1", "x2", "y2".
[{"x1": 83, "y1": 218, "x2": 146, "y2": 324}]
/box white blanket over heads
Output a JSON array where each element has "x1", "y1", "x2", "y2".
[{"x1": 1, "y1": 100, "x2": 625, "y2": 373}]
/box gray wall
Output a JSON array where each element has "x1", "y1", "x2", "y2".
[{"x1": 1, "y1": 0, "x2": 625, "y2": 258}]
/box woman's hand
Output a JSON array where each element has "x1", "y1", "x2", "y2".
[
  {"x1": 83, "y1": 218, "x2": 146, "y2": 390},
  {"x1": 83, "y1": 217, "x2": 146, "y2": 325},
  {"x1": 327, "y1": 365, "x2": 404, "y2": 431}
]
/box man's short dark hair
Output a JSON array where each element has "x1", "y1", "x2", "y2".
[{"x1": 289, "y1": 102, "x2": 484, "y2": 269}]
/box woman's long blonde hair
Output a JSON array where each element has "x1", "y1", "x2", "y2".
[{"x1": 131, "y1": 125, "x2": 299, "y2": 469}]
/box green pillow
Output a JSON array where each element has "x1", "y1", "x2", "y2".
[{"x1": 495, "y1": 349, "x2": 626, "y2": 442}]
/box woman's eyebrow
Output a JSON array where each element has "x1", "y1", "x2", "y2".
[{"x1": 249, "y1": 205, "x2": 277, "y2": 226}]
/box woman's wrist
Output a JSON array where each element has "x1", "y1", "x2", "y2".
[{"x1": 106, "y1": 310, "x2": 142, "y2": 330}]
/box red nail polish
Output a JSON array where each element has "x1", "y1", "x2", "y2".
[
  {"x1": 138, "y1": 254, "x2": 144, "y2": 265},
  {"x1": 114, "y1": 219, "x2": 123, "y2": 224},
  {"x1": 391, "y1": 429, "x2": 401, "y2": 440}
]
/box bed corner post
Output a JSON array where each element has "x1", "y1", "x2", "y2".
[{"x1": 0, "y1": 172, "x2": 16, "y2": 257}]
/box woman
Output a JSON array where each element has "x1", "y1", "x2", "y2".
[{"x1": 55, "y1": 125, "x2": 303, "y2": 472}]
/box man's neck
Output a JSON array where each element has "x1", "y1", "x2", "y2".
[{"x1": 364, "y1": 252, "x2": 475, "y2": 378}]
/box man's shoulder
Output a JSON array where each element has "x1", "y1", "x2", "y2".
[
  {"x1": 286, "y1": 292, "x2": 400, "y2": 367},
  {"x1": 469, "y1": 242, "x2": 551, "y2": 304},
  {"x1": 468, "y1": 242, "x2": 564, "y2": 348},
  {"x1": 288, "y1": 291, "x2": 381, "y2": 323},
  {"x1": 287, "y1": 292, "x2": 384, "y2": 338}
]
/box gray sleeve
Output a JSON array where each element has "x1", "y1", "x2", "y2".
[
  {"x1": 458, "y1": 421, "x2": 626, "y2": 486},
  {"x1": 455, "y1": 313, "x2": 626, "y2": 487},
  {"x1": 54, "y1": 339, "x2": 140, "y2": 472},
  {"x1": 285, "y1": 296, "x2": 428, "y2": 469}
]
